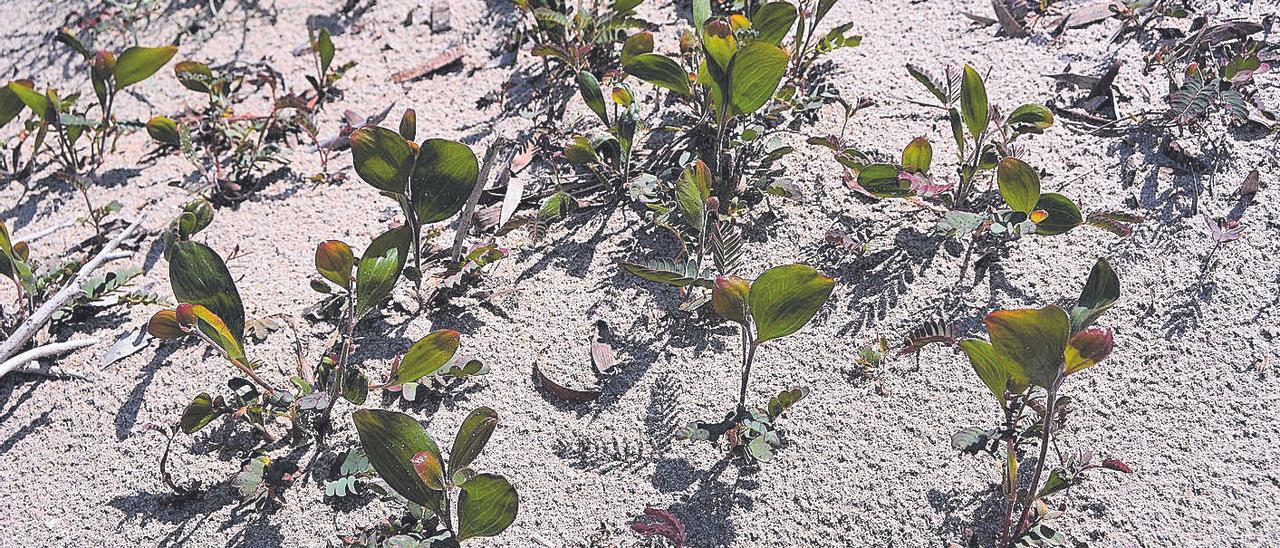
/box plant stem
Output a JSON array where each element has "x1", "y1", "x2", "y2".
[
  {"x1": 1013, "y1": 387, "x2": 1058, "y2": 540},
  {"x1": 322, "y1": 288, "x2": 358, "y2": 421},
  {"x1": 736, "y1": 331, "x2": 758, "y2": 414}
]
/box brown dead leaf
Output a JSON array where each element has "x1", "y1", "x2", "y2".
[{"x1": 392, "y1": 46, "x2": 465, "y2": 83}]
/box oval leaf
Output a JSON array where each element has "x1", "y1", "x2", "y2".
[
  {"x1": 749, "y1": 264, "x2": 835, "y2": 344},
  {"x1": 353, "y1": 409, "x2": 445, "y2": 511},
  {"x1": 355, "y1": 226, "x2": 411, "y2": 318},
  {"x1": 996, "y1": 157, "x2": 1040, "y2": 214},
  {"x1": 350, "y1": 126, "x2": 414, "y2": 193},
  {"x1": 1074, "y1": 258, "x2": 1120, "y2": 330},
  {"x1": 114, "y1": 45, "x2": 177, "y2": 90},
  {"x1": 458, "y1": 473, "x2": 519, "y2": 541},
  {"x1": 752, "y1": 2, "x2": 798, "y2": 44},
  {"x1": 985, "y1": 306, "x2": 1070, "y2": 390},
  {"x1": 728, "y1": 41, "x2": 788, "y2": 116},
  {"x1": 958, "y1": 339, "x2": 1025, "y2": 405},
  {"x1": 959, "y1": 64, "x2": 989, "y2": 137},
  {"x1": 901, "y1": 137, "x2": 932, "y2": 173},
  {"x1": 449, "y1": 406, "x2": 499, "y2": 475},
  {"x1": 1032, "y1": 192, "x2": 1082, "y2": 236},
  {"x1": 168, "y1": 240, "x2": 245, "y2": 347},
  {"x1": 624, "y1": 53, "x2": 692, "y2": 96},
  {"x1": 395, "y1": 329, "x2": 461, "y2": 385},
  {"x1": 315, "y1": 240, "x2": 354, "y2": 288},
  {"x1": 412, "y1": 139, "x2": 479, "y2": 224},
  {"x1": 576, "y1": 70, "x2": 609, "y2": 125}
]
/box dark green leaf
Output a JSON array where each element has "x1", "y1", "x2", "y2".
[
  {"x1": 749, "y1": 264, "x2": 834, "y2": 343},
  {"x1": 752, "y1": 3, "x2": 798, "y2": 45},
  {"x1": 1073, "y1": 258, "x2": 1119, "y2": 330},
  {"x1": 412, "y1": 139, "x2": 479, "y2": 224},
  {"x1": 959, "y1": 65, "x2": 989, "y2": 138},
  {"x1": 352, "y1": 409, "x2": 445, "y2": 512},
  {"x1": 355, "y1": 225, "x2": 411, "y2": 318},
  {"x1": 458, "y1": 473, "x2": 519, "y2": 541},
  {"x1": 1032, "y1": 193, "x2": 1082, "y2": 236},
  {"x1": 169, "y1": 240, "x2": 245, "y2": 346},
  {"x1": 576, "y1": 70, "x2": 609, "y2": 125},
  {"x1": 180, "y1": 392, "x2": 223, "y2": 433},
  {"x1": 449, "y1": 407, "x2": 499, "y2": 474},
  {"x1": 623, "y1": 53, "x2": 692, "y2": 96},
  {"x1": 728, "y1": 41, "x2": 788, "y2": 116},
  {"x1": 350, "y1": 126, "x2": 413, "y2": 193}
]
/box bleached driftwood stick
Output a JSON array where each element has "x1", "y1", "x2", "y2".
[
  {"x1": 0, "y1": 213, "x2": 147, "y2": 374},
  {"x1": 0, "y1": 338, "x2": 100, "y2": 380}
]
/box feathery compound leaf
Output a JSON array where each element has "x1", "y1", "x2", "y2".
[
  {"x1": 621, "y1": 258, "x2": 714, "y2": 288},
  {"x1": 900, "y1": 320, "x2": 957, "y2": 355},
  {"x1": 907, "y1": 63, "x2": 948, "y2": 104},
  {"x1": 1084, "y1": 211, "x2": 1143, "y2": 237},
  {"x1": 1169, "y1": 74, "x2": 1214, "y2": 124}
]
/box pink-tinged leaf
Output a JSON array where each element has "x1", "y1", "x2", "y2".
[
  {"x1": 1064, "y1": 326, "x2": 1113, "y2": 375},
  {"x1": 631, "y1": 507, "x2": 686, "y2": 548},
  {"x1": 1101, "y1": 458, "x2": 1133, "y2": 473},
  {"x1": 411, "y1": 450, "x2": 446, "y2": 490}
]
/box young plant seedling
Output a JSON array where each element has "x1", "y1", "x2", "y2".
[
  {"x1": 349, "y1": 110, "x2": 499, "y2": 296},
  {"x1": 676, "y1": 264, "x2": 834, "y2": 463},
  {"x1": 620, "y1": 1, "x2": 799, "y2": 212},
  {"x1": 6, "y1": 42, "x2": 175, "y2": 236},
  {"x1": 352, "y1": 408, "x2": 519, "y2": 544},
  {"x1": 952, "y1": 258, "x2": 1133, "y2": 547},
  {"x1": 146, "y1": 58, "x2": 303, "y2": 203},
  {"x1": 621, "y1": 160, "x2": 745, "y2": 310}
]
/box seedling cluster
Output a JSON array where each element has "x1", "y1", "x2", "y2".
[{"x1": 0, "y1": 1, "x2": 1259, "y2": 547}]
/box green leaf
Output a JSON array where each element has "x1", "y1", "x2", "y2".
[
  {"x1": 675, "y1": 160, "x2": 711, "y2": 233},
  {"x1": 355, "y1": 226, "x2": 411, "y2": 318},
  {"x1": 623, "y1": 54, "x2": 691, "y2": 96},
  {"x1": 352, "y1": 409, "x2": 445, "y2": 511},
  {"x1": 173, "y1": 60, "x2": 214, "y2": 93},
  {"x1": 857, "y1": 163, "x2": 911, "y2": 197},
  {"x1": 959, "y1": 65, "x2": 989, "y2": 138},
  {"x1": 399, "y1": 109, "x2": 417, "y2": 141},
  {"x1": 958, "y1": 339, "x2": 1024, "y2": 406},
  {"x1": 728, "y1": 41, "x2": 788, "y2": 116},
  {"x1": 907, "y1": 63, "x2": 947, "y2": 104},
  {"x1": 749, "y1": 264, "x2": 835, "y2": 344},
  {"x1": 316, "y1": 28, "x2": 335, "y2": 75},
  {"x1": 751, "y1": 2, "x2": 798, "y2": 45},
  {"x1": 996, "y1": 157, "x2": 1040, "y2": 215},
  {"x1": 188, "y1": 304, "x2": 246, "y2": 361},
  {"x1": 181, "y1": 392, "x2": 222, "y2": 433},
  {"x1": 0, "y1": 85, "x2": 24, "y2": 128},
  {"x1": 1007, "y1": 103, "x2": 1053, "y2": 134},
  {"x1": 1073, "y1": 258, "x2": 1119, "y2": 330},
  {"x1": 1032, "y1": 193, "x2": 1082, "y2": 236},
  {"x1": 711, "y1": 275, "x2": 751, "y2": 326},
  {"x1": 901, "y1": 137, "x2": 932, "y2": 173},
  {"x1": 114, "y1": 45, "x2": 177, "y2": 90},
  {"x1": 8, "y1": 82, "x2": 51, "y2": 121},
  {"x1": 458, "y1": 473, "x2": 519, "y2": 541},
  {"x1": 985, "y1": 306, "x2": 1070, "y2": 390},
  {"x1": 169, "y1": 240, "x2": 245, "y2": 346},
  {"x1": 146, "y1": 116, "x2": 181, "y2": 146},
  {"x1": 412, "y1": 139, "x2": 479, "y2": 224},
  {"x1": 576, "y1": 70, "x2": 609, "y2": 125},
  {"x1": 395, "y1": 329, "x2": 461, "y2": 385},
  {"x1": 350, "y1": 126, "x2": 413, "y2": 193},
  {"x1": 449, "y1": 407, "x2": 499, "y2": 475}
]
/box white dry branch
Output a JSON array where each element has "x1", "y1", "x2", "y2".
[{"x1": 0, "y1": 213, "x2": 148, "y2": 380}]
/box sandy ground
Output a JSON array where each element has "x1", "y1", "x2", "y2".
[{"x1": 1, "y1": 0, "x2": 1278, "y2": 546}]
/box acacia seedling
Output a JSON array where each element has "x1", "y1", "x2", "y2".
[
  {"x1": 675, "y1": 264, "x2": 834, "y2": 463},
  {"x1": 348, "y1": 110, "x2": 483, "y2": 289},
  {"x1": 353, "y1": 408, "x2": 519, "y2": 544},
  {"x1": 6, "y1": 41, "x2": 175, "y2": 236},
  {"x1": 952, "y1": 258, "x2": 1132, "y2": 547}
]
